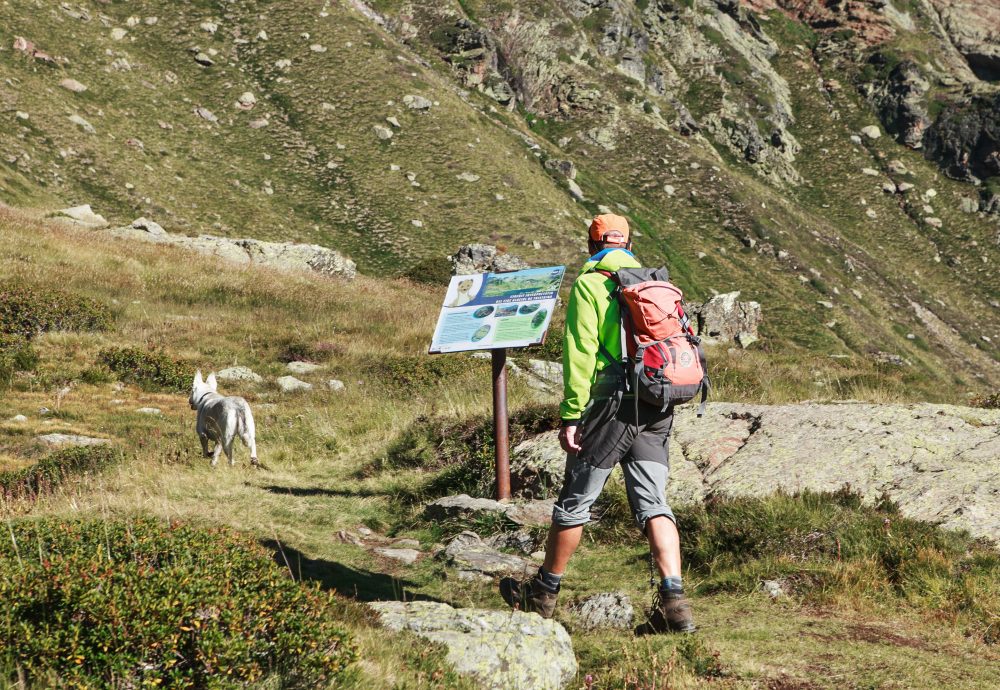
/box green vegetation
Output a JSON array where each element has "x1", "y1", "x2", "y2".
[
  {"x1": 0, "y1": 517, "x2": 355, "y2": 688},
  {"x1": 0, "y1": 445, "x2": 119, "y2": 502},
  {"x1": 0, "y1": 282, "x2": 113, "y2": 338},
  {"x1": 98, "y1": 346, "x2": 191, "y2": 393}
]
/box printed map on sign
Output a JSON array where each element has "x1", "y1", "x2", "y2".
[{"x1": 429, "y1": 266, "x2": 565, "y2": 353}]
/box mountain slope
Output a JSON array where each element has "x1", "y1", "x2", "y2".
[{"x1": 1, "y1": 0, "x2": 998, "y2": 396}]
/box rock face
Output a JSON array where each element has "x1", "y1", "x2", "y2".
[
  {"x1": 689, "y1": 292, "x2": 763, "y2": 347},
  {"x1": 512, "y1": 402, "x2": 1000, "y2": 543},
  {"x1": 370, "y1": 601, "x2": 577, "y2": 690},
  {"x1": 868, "y1": 60, "x2": 931, "y2": 149},
  {"x1": 110, "y1": 218, "x2": 356, "y2": 279},
  {"x1": 923, "y1": 93, "x2": 1000, "y2": 183},
  {"x1": 449, "y1": 244, "x2": 529, "y2": 275}
]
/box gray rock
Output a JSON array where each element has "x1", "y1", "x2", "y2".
[
  {"x1": 56, "y1": 204, "x2": 107, "y2": 227},
  {"x1": 194, "y1": 52, "x2": 214, "y2": 66},
  {"x1": 69, "y1": 115, "x2": 97, "y2": 134},
  {"x1": 60, "y1": 78, "x2": 87, "y2": 93},
  {"x1": 393, "y1": 538, "x2": 420, "y2": 549},
  {"x1": 386, "y1": 116, "x2": 401, "y2": 129},
  {"x1": 689, "y1": 292, "x2": 763, "y2": 346},
  {"x1": 511, "y1": 434, "x2": 565, "y2": 499},
  {"x1": 544, "y1": 159, "x2": 577, "y2": 180},
  {"x1": 959, "y1": 196, "x2": 980, "y2": 214},
  {"x1": 131, "y1": 217, "x2": 166, "y2": 236},
  {"x1": 442, "y1": 531, "x2": 534, "y2": 577},
  {"x1": 860, "y1": 125, "x2": 881, "y2": 140},
  {"x1": 276, "y1": 375, "x2": 312, "y2": 393},
  {"x1": 567, "y1": 179, "x2": 584, "y2": 201},
  {"x1": 327, "y1": 379, "x2": 346, "y2": 392},
  {"x1": 425, "y1": 494, "x2": 510, "y2": 521},
  {"x1": 567, "y1": 592, "x2": 634, "y2": 630},
  {"x1": 8, "y1": 415, "x2": 28, "y2": 423},
  {"x1": 403, "y1": 94, "x2": 433, "y2": 110},
  {"x1": 194, "y1": 107, "x2": 217, "y2": 123},
  {"x1": 108, "y1": 224, "x2": 356, "y2": 280},
  {"x1": 135, "y1": 407, "x2": 161, "y2": 415},
  {"x1": 286, "y1": 361, "x2": 321, "y2": 374},
  {"x1": 896, "y1": 182, "x2": 915, "y2": 192},
  {"x1": 670, "y1": 401, "x2": 1000, "y2": 544},
  {"x1": 217, "y1": 366, "x2": 263, "y2": 384},
  {"x1": 761, "y1": 579, "x2": 787, "y2": 599},
  {"x1": 450, "y1": 244, "x2": 529, "y2": 275},
  {"x1": 236, "y1": 92, "x2": 257, "y2": 110},
  {"x1": 373, "y1": 124, "x2": 393, "y2": 140},
  {"x1": 456, "y1": 172, "x2": 480, "y2": 182},
  {"x1": 36, "y1": 433, "x2": 108, "y2": 447},
  {"x1": 374, "y1": 547, "x2": 420, "y2": 565},
  {"x1": 370, "y1": 601, "x2": 577, "y2": 690}
]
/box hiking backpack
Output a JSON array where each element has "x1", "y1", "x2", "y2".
[{"x1": 594, "y1": 267, "x2": 710, "y2": 417}]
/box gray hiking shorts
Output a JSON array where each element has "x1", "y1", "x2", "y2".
[{"x1": 552, "y1": 393, "x2": 675, "y2": 532}]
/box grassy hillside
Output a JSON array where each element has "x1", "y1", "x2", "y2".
[
  {"x1": 0, "y1": 0, "x2": 997, "y2": 399},
  {"x1": 1, "y1": 209, "x2": 998, "y2": 687}
]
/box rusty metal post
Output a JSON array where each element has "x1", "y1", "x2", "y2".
[{"x1": 492, "y1": 348, "x2": 511, "y2": 501}]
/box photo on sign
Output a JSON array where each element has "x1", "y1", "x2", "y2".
[{"x1": 428, "y1": 266, "x2": 566, "y2": 354}]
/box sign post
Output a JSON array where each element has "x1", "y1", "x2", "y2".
[
  {"x1": 491, "y1": 348, "x2": 511, "y2": 500},
  {"x1": 428, "y1": 265, "x2": 565, "y2": 502}
]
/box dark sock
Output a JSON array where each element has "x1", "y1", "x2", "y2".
[
  {"x1": 660, "y1": 576, "x2": 684, "y2": 593},
  {"x1": 537, "y1": 567, "x2": 563, "y2": 592}
]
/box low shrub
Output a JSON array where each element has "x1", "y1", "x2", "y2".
[
  {"x1": 380, "y1": 404, "x2": 560, "y2": 499},
  {"x1": 369, "y1": 353, "x2": 488, "y2": 391},
  {"x1": 971, "y1": 391, "x2": 1000, "y2": 409},
  {"x1": 0, "y1": 517, "x2": 355, "y2": 688},
  {"x1": 0, "y1": 445, "x2": 120, "y2": 502},
  {"x1": 399, "y1": 256, "x2": 454, "y2": 286},
  {"x1": 273, "y1": 337, "x2": 341, "y2": 364},
  {"x1": 0, "y1": 333, "x2": 38, "y2": 383},
  {"x1": 98, "y1": 346, "x2": 190, "y2": 392},
  {"x1": 0, "y1": 282, "x2": 113, "y2": 337}
]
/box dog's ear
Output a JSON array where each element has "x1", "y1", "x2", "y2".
[
  {"x1": 194, "y1": 369, "x2": 203, "y2": 387},
  {"x1": 207, "y1": 372, "x2": 218, "y2": 391}
]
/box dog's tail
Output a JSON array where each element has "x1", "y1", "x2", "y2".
[{"x1": 238, "y1": 400, "x2": 259, "y2": 465}]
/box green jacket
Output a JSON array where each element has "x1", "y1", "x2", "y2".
[{"x1": 560, "y1": 248, "x2": 642, "y2": 423}]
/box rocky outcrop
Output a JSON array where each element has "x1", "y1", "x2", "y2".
[
  {"x1": 923, "y1": 93, "x2": 1000, "y2": 182},
  {"x1": 449, "y1": 243, "x2": 529, "y2": 275},
  {"x1": 866, "y1": 59, "x2": 931, "y2": 149},
  {"x1": 109, "y1": 218, "x2": 356, "y2": 280},
  {"x1": 511, "y1": 401, "x2": 1000, "y2": 543},
  {"x1": 424, "y1": 494, "x2": 555, "y2": 527},
  {"x1": 369, "y1": 601, "x2": 577, "y2": 690},
  {"x1": 930, "y1": 0, "x2": 1000, "y2": 82}
]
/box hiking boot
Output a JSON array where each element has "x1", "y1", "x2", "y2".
[
  {"x1": 499, "y1": 572, "x2": 559, "y2": 619},
  {"x1": 636, "y1": 588, "x2": 696, "y2": 635}
]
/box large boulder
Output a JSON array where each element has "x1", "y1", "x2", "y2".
[
  {"x1": 689, "y1": 291, "x2": 762, "y2": 347},
  {"x1": 424, "y1": 494, "x2": 555, "y2": 527},
  {"x1": 370, "y1": 601, "x2": 577, "y2": 690},
  {"x1": 449, "y1": 244, "x2": 529, "y2": 275}
]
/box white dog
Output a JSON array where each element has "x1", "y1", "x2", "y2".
[{"x1": 189, "y1": 370, "x2": 258, "y2": 467}]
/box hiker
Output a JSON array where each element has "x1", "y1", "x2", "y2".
[{"x1": 500, "y1": 213, "x2": 697, "y2": 633}]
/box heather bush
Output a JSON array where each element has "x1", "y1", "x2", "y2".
[
  {"x1": 0, "y1": 517, "x2": 355, "y2": 688},
  {"x1": 98, "y1": 346, "x2": 190, "y2": 392}
]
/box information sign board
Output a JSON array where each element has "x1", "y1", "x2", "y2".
[{"x1": 428, "y1": 266, "x2": 565, "y2": 354}]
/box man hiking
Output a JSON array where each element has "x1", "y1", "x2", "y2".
[{"x1": 500, "y1": 213, "x2": 695, "y2": 634}]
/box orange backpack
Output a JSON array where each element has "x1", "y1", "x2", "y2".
[{"x1": 595, "y1": 267, "x2": 710, "y2": 417}]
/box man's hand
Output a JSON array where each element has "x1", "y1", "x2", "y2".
[{"x1": 559, "y1": 425, "x2": 582, "y2": 454}]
